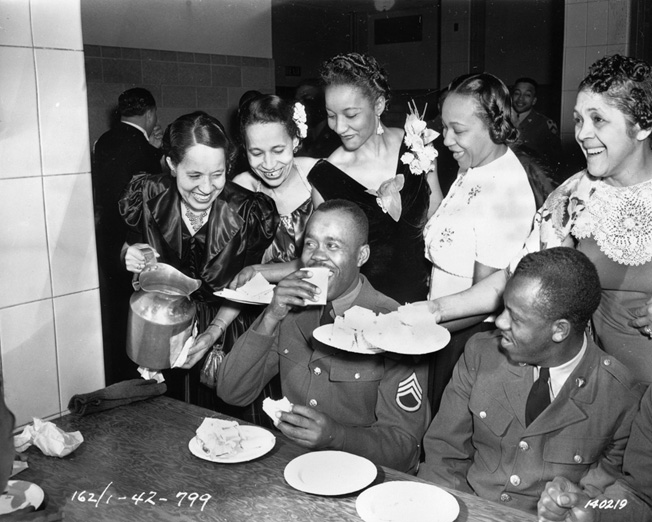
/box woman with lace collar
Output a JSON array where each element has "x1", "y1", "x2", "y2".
[{"x1": 417, "y1": 54, "x2": 652, "y2": 385}]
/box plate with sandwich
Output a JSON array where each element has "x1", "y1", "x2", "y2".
[
  {"x1": 313, "y1": 304, "x2": 451, "y2": 355},
  {"x1": 189, "y1": 417, "x2": 275, "y2": 463},
  {"x1": 214, "y1": 273, "x2": 275, "y2": 305}
]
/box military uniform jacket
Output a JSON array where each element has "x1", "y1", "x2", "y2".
[
  {"x1": 514, "y1": 109, "x2": 561, "y2": 167},
  {"x1": 418, "y1": 331, "x2": 641, "y2": 514},
  {"x1": 216, "y1": 276, "x2": 431, "y2": 474}
]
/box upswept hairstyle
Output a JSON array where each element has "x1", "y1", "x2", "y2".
[
  {"x1": 162, "y1": 111, "x2": 235, "y2": 173},
  {"x1": 314, "y1": 199, "x2": 369, "y2": 245},
  {"x1": 512, "y1": 247, "x2": 601, "y2": 332},
  {"x1": 118, "y1": 88, "x2": 156, "y2": 117},
  {"x1": 239, "y1": 94, "x2": 301, "y2": 143},
  {"x1": 579, "y1": 54, "x2": 652, "y2": 132},
  {"x1": 320, "y1": 53, "x2": 391, "y2": 109},
  {"x1": 448, "y1": 73, "x2": 518, "y2": 145}
]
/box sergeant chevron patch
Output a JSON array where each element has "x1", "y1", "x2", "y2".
[{"x1": 396, "y1": 372, "x2": 422, "y2": 412}]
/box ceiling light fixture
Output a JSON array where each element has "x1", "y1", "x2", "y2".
[{"x1": 374, "y1": 0, "x2": 395, "y2": 12}]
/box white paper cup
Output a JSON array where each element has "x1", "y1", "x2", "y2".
[{"x1": 301, "y1": 267, "x2": 329, "y2": 305}]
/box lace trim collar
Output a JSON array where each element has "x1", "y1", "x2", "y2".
[{"x1": 572, "y1": 176, "x2": 652, "y2": 266}]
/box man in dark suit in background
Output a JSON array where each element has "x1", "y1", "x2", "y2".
[{"x1": 92, "y1": 87, "x2": 163, "y2": 385}]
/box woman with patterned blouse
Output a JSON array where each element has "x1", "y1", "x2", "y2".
[
  {"x1": 423, "y1": 73, "x2": 537, "y2": 412},
  {"x1": 422, "y1": 55, "x2": 652, "y2": 386}
]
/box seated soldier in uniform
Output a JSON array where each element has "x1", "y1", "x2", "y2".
[
  {"x1": 216, "y1": 199, "x2": 430, "y2": 474},
  {"x1": 418, "y1": 247, "x2": 642, "y2": 514}
]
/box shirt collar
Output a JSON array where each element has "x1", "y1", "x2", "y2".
[
  {"x1": 122, "y1": 120, "x2": 149, "y2": 140},
  {"x1": 535, "y1": 334, "x2": 587, "y2": 401},
  {"x1": 330, "y1": 276, "x2": 363, "y2": 318}
]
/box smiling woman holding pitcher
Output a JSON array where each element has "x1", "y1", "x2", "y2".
[{"x1": 119, "y1": 111, "x2": 278, "y2": 413}]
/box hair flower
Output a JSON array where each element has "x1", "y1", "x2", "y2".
[
  {"x1": 293, "y1": 102, "x2": 308, "y2": 139},
  {"x1": 401, "y1": 100, "x2": 439, "y2": 175}
]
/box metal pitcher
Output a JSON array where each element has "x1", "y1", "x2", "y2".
[{"x1": 126, "y1": 261, "x2": 201, "y2": 370}]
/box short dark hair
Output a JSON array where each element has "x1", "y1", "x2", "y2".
[
  {"x1": 320, "y1": 53, "x2": 391, "y2": 109},
  {"x1": 162, "y1": 111, "x2": 235, "y2": 174},
  {"x1": 315, "y1": 199, "x2": 369, "y2": 245},
  {"x1": 118, "y1": 88, "x2": 156, "y2": 117},
  {"x1": 512, "y1": 247, "x2": 601, "y2": 331},
  {"x1": 579, "y1": 54, "x2": 652, "y2": 132},
  {"x1": 239, "y1": 94, "x2": 302, "y2": 143},
  {"x1": 448, "y1": 73, "x2": 517, "y2": 145},
  {"x1": 514, "y1": 77, "x2": 538, "y2": 94}
]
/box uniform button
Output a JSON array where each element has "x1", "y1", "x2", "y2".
[
  {"x1": 518, "y1": 362, "x2": 527, "y2": 367},
  {"x1": 519, "y1": 441, "x2": 529, "y2": 451},
  {"x1": 500, "y1": 493, "x2": 512, "y2": 502},
  {"x1": 479, "y1": 411, "x2": 487, "y2": 419},
  {"x1": 574, "y1": 454, "x2": 583, "y2": 463},
  {"x1": 283, "y1": 349, "x2": 289, "y2": 354},
  {"x1": 510, "y1": 475, "x2": 521, "y2": 487},
  {"x1": 354, "y1": 372, "x2": 361, "y2": 379},
  {"x1": 313, "y1": 367, "x2": 322, "y2": 376},
  {"x1": 603, "y1": 359, "x2": 611, "y2": 366},
  {"x1": 309, "y1": 399, "x2": 318, "y2": 407}
]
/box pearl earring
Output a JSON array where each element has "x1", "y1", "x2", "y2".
[{"x1": 376, "y1": 119, "x2": 384, "y2": 135}]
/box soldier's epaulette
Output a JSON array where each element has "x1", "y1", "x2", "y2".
[{"x1": 598, "y1": 354, "x2": 642, "y2": 397}]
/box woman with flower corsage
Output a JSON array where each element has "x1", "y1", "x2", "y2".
[
  {"x1": 307, "y1": 52, "x2": 443, "y2": 304},
  {"x1": 421, "y1": 54, "x2": 652, "y2": 386},
  {"x1": 422, "y1": 73, "x2": 537, "y2": 413},
  {"x1": 233, "y1": 95, "x2": 318, "y2": 265}
]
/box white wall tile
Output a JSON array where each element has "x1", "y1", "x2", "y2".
[
  {"x1": 0, "y1": 0, "x2": 33, "y2": 47},
  {"x1": 54, "y1": 290, "x2": 105, "y2": 410},
  {"x1": 0, "y1": 300, "x2": 59, "y2": 426},
  {"x1": 565, "y1": 2, "x2": 587, "y2": 48},
  {"x1": 35, "y1": 49, "x2": 91, "y2": 175},
  {"x1": 607, "y1": 0, "x2": 629, "y2": 46},
  {"x1": 563, "y1": 46, "x2": 587, "y2": 91},
  {"x1": 560, "y1": 89, "x2": 579, "y2": 135},
  {"x1": 586, "y1": 1, "x2": 609, "y2": 47},
  {"x1": 31, "y1": 0, "x2": 83, "y2": 50},
  {"x1": 0, "y1": 46, "x2": 42, "y2": 179},
  {"x1": 0, "y1": 177, "x2": 52, "y2": 308},
  {"x1": 43, "y1": 174, "x2": 99, "y2": 296}
]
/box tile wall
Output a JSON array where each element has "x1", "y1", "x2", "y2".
[
  {"x1": 0, "y1": 0, "x2": 104, "y2": 426},
  {"x1": 84, "y1": 45, "x2": 275, "y2": 148},
  {"x1": 561, "y1": 0, "x2": 631, "y2": 143}
]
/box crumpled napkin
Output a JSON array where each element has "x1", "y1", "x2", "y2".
[{"x1": 14, "y1": 419, "x2": 83, "y2": 457}]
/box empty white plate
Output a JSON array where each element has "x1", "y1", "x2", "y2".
[
  {"x1": 284, "y1": 450, "x2": 377, "y2": 496},
  {"x1": 356, "y1": 481, "x2": 459, "y2": 522}
]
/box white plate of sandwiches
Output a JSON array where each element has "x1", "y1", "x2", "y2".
[
  {"x1": 214, "y1": 273, "x2": 275, "y2": 305},
  {"x1": 189, "y1": 418, "x2": 276, "y2": 463},
  {"x1": 313, "y1": 304, "x2": 451, "y2": 355}
]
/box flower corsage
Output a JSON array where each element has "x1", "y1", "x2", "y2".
[
  {"x1": 400, "y1": 100, "x2": 439, "y2": 175},
  {"x1": 293, "y1": 102, "x2": 308, "y2": 139},
  {"x1": 366, "y1": 101, "x2": 439, "y2": 222}
]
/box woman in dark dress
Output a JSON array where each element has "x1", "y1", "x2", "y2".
[
  {"x1": 120, "y1": 111, "x2": 277, "y2": 412},
  {"x1": 308, "y1": 53, "x2": 442, "y2": 304}
]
